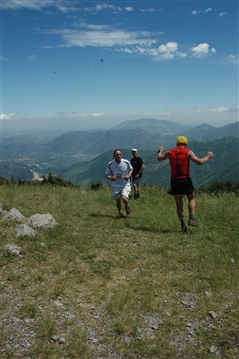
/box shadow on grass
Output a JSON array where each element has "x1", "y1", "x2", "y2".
[
  {"x1": 125, "y1": 224, "x2": 185, "y2": 234},
  {"x1": 125, "y1": 224, "x2": 163, "y2": 233},
  {"x1": 160, "y1": 229, "x2": 172, "y2": 233},
  {"x1": 89, "y1": 213, "x2": 114, "y2": 218},
  {"x1": 89, "y1": 213, "x2": 132, "y2": 219}
]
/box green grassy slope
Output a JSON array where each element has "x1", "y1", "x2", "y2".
[{"x1": 1, "y1": 184, "x2": 238, "y2": 358}]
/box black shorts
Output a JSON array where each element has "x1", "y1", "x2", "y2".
[{"x1": 168, "y1": 177, "x2": 195, "y2": 196}]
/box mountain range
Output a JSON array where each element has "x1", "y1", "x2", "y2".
[
  {"x1": 1, "y1": 118, "x2": 238, "y2": 188},
  {"x1": 58, "y1": 135, "x2": 239, "y2": 188}
]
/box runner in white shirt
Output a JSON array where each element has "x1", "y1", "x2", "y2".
[{"x1": 105, "y1": 149, "x2": 133, "y2": 217}]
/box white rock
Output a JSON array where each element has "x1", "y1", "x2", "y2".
[
  {"x1": 27, "y1": 213, "x2": 58, "y2": 230},
  {"x1": 16, "y1": 224, "x2": 37, "y2": 237},
  {"x1": 3, "y1": 208, "x2": 26, "y2": 222},
  {"x1": 4, "y1": 243, "x2": 20, "y2": 255},
  {"x1": 208, "y1": 345, "x2": 216, "y2": 353}
]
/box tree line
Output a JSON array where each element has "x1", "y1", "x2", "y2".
[{"x1": 0, "y1": 174, "x2": 238, "y2": 195}]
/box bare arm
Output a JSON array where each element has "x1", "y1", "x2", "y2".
[
  {"x1": 124, "y1": 168, "x2": 133, "y2": 180},
  {"x1": 140, "y1": 163, "x2": 145, "y2": 173},
  {"x1": 105, "y1": 174, "x2": 117, "y2": 181},
  {"x1": 135, "y1": 163, "x2": 145, "y2": 178},
  {"x1": 157, "y1": 146, "x2": 169, "y2": 161},
  {"x1": 189, "y1": 150, "x2": 213, "y2": 165}
]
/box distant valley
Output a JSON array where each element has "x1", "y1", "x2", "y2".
[{"x1": 1, "y1": 118, "x2": 238, "y2": 188}]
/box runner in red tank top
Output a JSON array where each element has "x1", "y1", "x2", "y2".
[
  {"x1": 168, "y1": 146, "x2": 190, "y2": 180},
  {"x1": 157, "y1": 136, "x2": 213, "y2": 233}
]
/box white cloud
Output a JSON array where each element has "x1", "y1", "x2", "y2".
[
  {"x1": 49, "y1": 26, "x2": 157, "y2": 49},
  {"x1": 125, "y1": 7, "x2": 133, "y2": 12},
  {"x1": 46, "y1": 23, "x2": 215, "y2": 61},
  {"x1": 229, "y1": 104, "x2": 239, "y2": 113},
  {"x1": 155, "y1": 112, "x2": 171, "y2": 116},
  {"x1": 56, "y1": 111, "x2": 107, "y2": 118},
  {"x1": 116, "y1": 47, "x2": 136, "y2": 54},
  {"x1": 158, "y1": 42, "x2": 178, "y2": 53},
  {"x1": 28, "y1": 55, "x2": 37, "y2": 61},
  {"x1": 68, "y1": 111, "x2": 78, "y2": 117},
  {"x1": 140, "y1": 8, "x2": 155, "y2": 12},
  {"x1": 2, "y1": 1, "x2": 122, "y2": 13},
  {"x1": 82, "y1": 113, "x2": 106, "y2": 117},
  {"x1": 219, "y1": 12, "x2": 226, "y2": 16},
  {"x1": 228, "y1": 54, "x2": 239, "y2": 65},
  {"x1": 211, "y1": 48, "x2": 216, "y2": 54},
  {"x1": 192, "y1": 8, "x2": 212, "y2": 15},
  {"x1": 191, "y1": 43, "x2": 210, "y2": 57},
  {"x1": 95, "y1": 3, "x2": 122, "y2": 14},
  {"x1": 178, "y1": 52, "x2": 187, "y2": 58},
  {"x1": 210, "y1": 106, "x2": 228, "y2": 113},
  {"x1": 0, "y1": 113, "x2": 16, "y2": 120},
  {"x1": 0, "y1": 55, "x2": 8, "y2": 61},
  {"x1": 1, "y1": 0, "x2": 77, "y2": 12},
  {"x1": 157, "y1": 42, "x2": 178, "y2": 59}
]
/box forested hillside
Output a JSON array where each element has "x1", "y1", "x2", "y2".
[{"x1": 59, "y1": 136, "x2": 239, "y2": 188}]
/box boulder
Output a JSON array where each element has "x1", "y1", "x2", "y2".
[
  {"x1": 27, "y1": 213, "x2": 58, "y2": 230},
  {"x1": 2, "y1": 208, "x2": 26, "y2": 222},
  {"x1": 16, "y1": 224, "x2": 37, "y2": 237}
]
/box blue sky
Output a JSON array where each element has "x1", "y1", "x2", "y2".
[{"x1": 0, "y1": 0, "x2": 238, "y2": 131}]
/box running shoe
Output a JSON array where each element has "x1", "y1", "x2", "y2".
[
  {"x1": 188, "y1": 219, "x2": 199, "y2": 226},
  {"x1": 116, "y1": 212, "x2": 124, "y2": 218},
  {"x1": 125, "y1": 205, "x2": 131, "y2": 215},
  {"x1": 181, "y1": 223, "x2": 188, "y2": 233}
]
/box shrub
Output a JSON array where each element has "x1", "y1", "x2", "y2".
[
  {"x1": 205, "y1": 180, "x2": 239, "y2": 195},
  {"x1": 88, "y1": 181, "x2": 104, "y2": 191}
]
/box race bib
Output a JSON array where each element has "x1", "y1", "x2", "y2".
[{"x1": 115, "y1": 172, "x2": 125, "y2": 179}]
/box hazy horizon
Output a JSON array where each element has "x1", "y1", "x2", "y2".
[
  {"x1": 1, "y1": 1, "x2": 238, "y2": 133},
  {"x1": 1, "y1": 116, "x2": 238, "y2": 136}
]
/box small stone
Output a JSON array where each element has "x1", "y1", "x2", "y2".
[
  {"x1": 208, "y1": 345, "x2": 216, "y2": 353},
  {"x1": 180, "y1": 300, "x2": 193, "y2": 308},
  {"x1": 205, "y1": 291, "x2": 212, "y2": 298},
  {"x1": 208, "y1": 311, "x2": 217, "y2": 319},
  {"x1": 151, "y1": 324, "x2": 158, "y2": 330},
  {"x1": 54, "y1": 300, "x2": 63, "y2": 308},
  {"x1": 4, "y1": 243, "x2": 20, "y2": 255},
  {"x1": 51, "y1": 335, "x2": 60, "y2": 342}
]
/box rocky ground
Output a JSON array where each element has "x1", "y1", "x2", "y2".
[{"x1": 1, "y1": 203, "x2": 238, "y2": 358}]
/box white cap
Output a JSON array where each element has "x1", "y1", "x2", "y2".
[{"x1": 131, "y1": 148, "x2": 137, "y2": 152}]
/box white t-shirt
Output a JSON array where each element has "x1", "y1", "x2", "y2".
[{"x1": 105, "y1": 159, "x2": 133, "y2": 193}]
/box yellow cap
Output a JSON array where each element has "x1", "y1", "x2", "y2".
[{"x1": 176, "y1": 136, "x2": 188, "y2": 145}]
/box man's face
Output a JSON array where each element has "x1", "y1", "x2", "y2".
[
  {"x1": 114, "y1": 151, "x2": 122, "y2": 163},
  {"x1": 132, "y1": 151, "x2": 137, "y2": 157}
]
